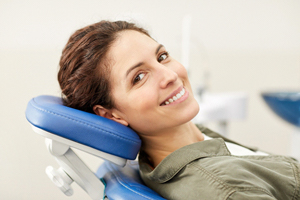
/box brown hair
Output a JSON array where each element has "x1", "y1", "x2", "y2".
[{"x1": 58, "y1": 20, "x2": 150, "y2": 113}]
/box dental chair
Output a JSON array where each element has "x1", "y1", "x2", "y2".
[{"x1": 25, "y1": 95, "x2": 166, "y2": 200}]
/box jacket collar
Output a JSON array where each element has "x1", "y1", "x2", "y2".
[
  {"x1": 139, "y1": 138, "x2": 231, "y2": 183},
  {"x1": 197, "y1": 125, "x2": 258, "y2": 152}
]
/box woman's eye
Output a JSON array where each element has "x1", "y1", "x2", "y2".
[
  {"x1": 158, "y1": 52, "x2": 169, "y2": 62},
  {"x1": 133, "y1": 73, "x2": 145, "y2": 84}
]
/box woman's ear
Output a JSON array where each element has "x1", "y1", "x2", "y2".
[{"x1": 93, "y1": 105, "x2": 129, "y2": 126}]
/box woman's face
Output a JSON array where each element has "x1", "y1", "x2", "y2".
[{"x1": 106, "y1": 30, "x2": 199, "y2": 136}]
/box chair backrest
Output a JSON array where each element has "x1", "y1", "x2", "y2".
[{"x1": 97, "y1": 161, "x2": 166, "y2": 200}]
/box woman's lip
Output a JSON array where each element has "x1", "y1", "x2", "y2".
[{"x1": 160, "y1": 86, "x2": 185, "y2": 106}]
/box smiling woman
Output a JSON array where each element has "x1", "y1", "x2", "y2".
[
  {"x1": 96, "y1": 30, "x2": 200, "y2": 138},
  {"x1": 58, "y1": 20, "x2": 300, "y2": 200}
]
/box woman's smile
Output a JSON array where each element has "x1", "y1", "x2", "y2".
[{"x1": 160, "y1": 86, "x2": 189, "y2": 106}]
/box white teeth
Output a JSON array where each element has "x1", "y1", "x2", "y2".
[
  {"x1": 180, "y1": 88, "x2": 185, "y2": 95},
  {"x1": 162, "y1": 88, "x2": 186, "y2": 106}
]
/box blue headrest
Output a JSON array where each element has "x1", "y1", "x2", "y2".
[{"x1": 25, "y1": 95, "x2": 141, "y2": 160}]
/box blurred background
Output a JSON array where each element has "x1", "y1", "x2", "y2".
[{"x1": 1, "y1": 0, "x2": 300, "y2": 199}]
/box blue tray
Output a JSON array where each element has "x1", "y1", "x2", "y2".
[{"x1": 262, "y1": 92, "x2": 300, "y2": 127}]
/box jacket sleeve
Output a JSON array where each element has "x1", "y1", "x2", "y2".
[{"x1": 227, "y1": 190, "x2": 276, "y2": 200}]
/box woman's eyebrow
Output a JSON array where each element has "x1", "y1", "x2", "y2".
[
  {"x1": 156, "y1": 44, "x2": 164, "y2": 54},
  {"x1": 125, "y1": 62, "x2": 144, "y2": 78},
  {"x1": 125, "y1": 44, "x2": 164, "y2": 78}
]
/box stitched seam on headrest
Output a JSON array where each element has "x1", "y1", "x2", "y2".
[{"x1": 30, "y1": 100, "x2": 140, "y2": 144}]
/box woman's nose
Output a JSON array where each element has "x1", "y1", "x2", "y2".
[{"x1": 159, "y1": 66, "x2": 178, "y2": 88}]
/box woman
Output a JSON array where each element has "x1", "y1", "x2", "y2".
[{"x1": 58, "y1": 20, "x2": 300, "y2": 200}]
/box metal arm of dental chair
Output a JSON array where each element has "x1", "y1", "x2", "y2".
[
  {"x1": 45, "y1": 138, "x2": 104, "y2": 200},
  {"x1": 32, "y1": 125, "x2": 127, "y2": 200}
]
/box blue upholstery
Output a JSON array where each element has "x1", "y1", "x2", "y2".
[
  {"x1": 97, "y1": 161, "x2": 166, "y2": 200},
  {"x1": 25, "y1": 95, "x2": 141, "y2": 160}
]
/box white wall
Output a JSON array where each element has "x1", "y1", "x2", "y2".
[{"x1": 1, "y1": 0, "x2": 300, "y2": 199}]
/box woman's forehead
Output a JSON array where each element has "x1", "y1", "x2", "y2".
[
  {"x1": 112, "y1": 30, "x2": 158, "y2": 56},
  {"x1": 108, "y1": 30, "x2": 159, "y2": 70}
]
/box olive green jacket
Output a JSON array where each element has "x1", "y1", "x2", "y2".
[{"x1": 139, "y1": 126, "x2": 300, "y2": 200}]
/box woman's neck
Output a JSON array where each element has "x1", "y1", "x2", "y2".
[{"x1": 140, "y1": 122, "x2": 204, "y2": 168}]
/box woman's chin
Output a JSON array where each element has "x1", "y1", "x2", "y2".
[{"x1": 180, "y1": 99, "x2": 200, "y2": 123}]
